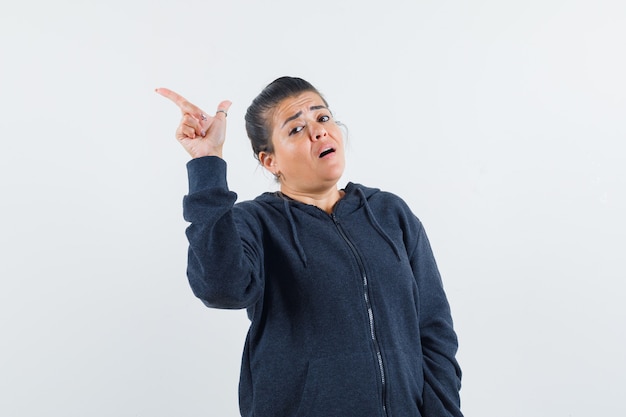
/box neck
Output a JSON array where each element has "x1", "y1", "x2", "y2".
[{"x1": 279, "y1": 185, "x2": 344, "y2": 214}]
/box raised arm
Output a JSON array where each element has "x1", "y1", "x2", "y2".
[{"x1": 156, "y1": 88, "x2": 264, "y2": 309}]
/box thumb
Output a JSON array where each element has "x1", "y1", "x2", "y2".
[{"x1": 214, "y1": 100, "x2": 232, "y2": 120}]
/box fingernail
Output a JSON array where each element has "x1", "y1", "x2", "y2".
[{"x1": 201, "y1": 130, "x2": 206, "y2": 136}]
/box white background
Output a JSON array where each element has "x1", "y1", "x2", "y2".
[{"x1": 1, "y1": 0, "x2": 625, "y2": 416}]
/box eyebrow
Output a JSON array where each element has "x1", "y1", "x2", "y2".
[{"x1": 281, "y1": 105, "x2": 328, "y2": 128}]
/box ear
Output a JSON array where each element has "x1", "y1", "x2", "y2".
[{"x1": 259, "y1": 151, "x2": 276, "y2": 172}]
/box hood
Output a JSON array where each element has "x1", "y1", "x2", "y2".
[{"x1": 255, "y1": 183, "x2": 402, "y2": 267}]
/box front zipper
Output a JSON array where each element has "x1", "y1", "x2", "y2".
[{"x1": 331, "y1": 213, "x2": 388, "y2": 417}]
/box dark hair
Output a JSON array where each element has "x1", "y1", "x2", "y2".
[{"x1": 245, "y1": 76, "x2": 329, "y2": 161}]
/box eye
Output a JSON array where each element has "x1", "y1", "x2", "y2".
[
  {"x1": 289, "y1": 125, "x2": 304, "y2": 136},
  {"x1": 318, "y1": 115, "x2": 330, "y2": 123}
]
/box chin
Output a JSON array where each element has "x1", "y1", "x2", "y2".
[{"x1": 324, "y1": 171, "x2": 345, "y2": 185}]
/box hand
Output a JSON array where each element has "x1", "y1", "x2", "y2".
[{"x1": 155, "y1": 87, "x2": 232, "y2": 159}]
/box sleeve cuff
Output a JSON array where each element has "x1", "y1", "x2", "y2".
[{"x1": 186, "y1": 156, "x2": 228, "y2": 194}]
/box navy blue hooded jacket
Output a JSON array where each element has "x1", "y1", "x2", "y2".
[{"x1": 183, "y1": 156, "x2": 463, "y2": 417}]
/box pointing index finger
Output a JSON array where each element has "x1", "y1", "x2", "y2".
[{"x1": 155, "y1": 87, "x2": 203, "y2": 117}]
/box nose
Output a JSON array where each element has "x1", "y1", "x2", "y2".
[{"x1": 309, "y1": 123, "x2": 327, "y2": 141}]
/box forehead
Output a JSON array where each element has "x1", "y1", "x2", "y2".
[{"x1": 271, "y1": 91, "x2": 327, "y2": 126}]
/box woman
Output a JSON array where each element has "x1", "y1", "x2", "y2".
[{"x1": 157, "y1": 77, "x2": 463, "y2": 417}]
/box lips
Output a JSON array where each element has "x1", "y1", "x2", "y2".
[{"x1": 319, "y1": 147, "x2": 335, "y2": 158}]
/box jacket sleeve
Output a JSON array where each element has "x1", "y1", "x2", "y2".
[
  {"x1": 410, "y1": 221, "x2": 463, "y2": 417},
  {"x1": 182, "y1": 156, "x2": 264, "y2": 309}
]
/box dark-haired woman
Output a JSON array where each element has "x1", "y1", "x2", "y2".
[{"x1": 156, "y1": 77, "x2": 463, "y2": 417}]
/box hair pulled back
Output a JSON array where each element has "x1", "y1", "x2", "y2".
[{"x1": 245, "y1": 76, "x2": 328, "y2": 161}]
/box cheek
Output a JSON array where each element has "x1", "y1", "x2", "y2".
[
  {"x1": 332, "y1": 127, "x2": 345, "y2": 147},
  {"x1": 274, "y1": 141, "x2": 306, "y2": 169}
]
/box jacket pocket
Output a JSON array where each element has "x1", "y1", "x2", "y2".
[{"x1": 294, "y1": 352, "x2": 384, "y2": 417}]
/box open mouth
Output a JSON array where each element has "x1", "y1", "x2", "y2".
[{"x1": 319, "y1": 148, "x2": 335, "y2": 158}]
